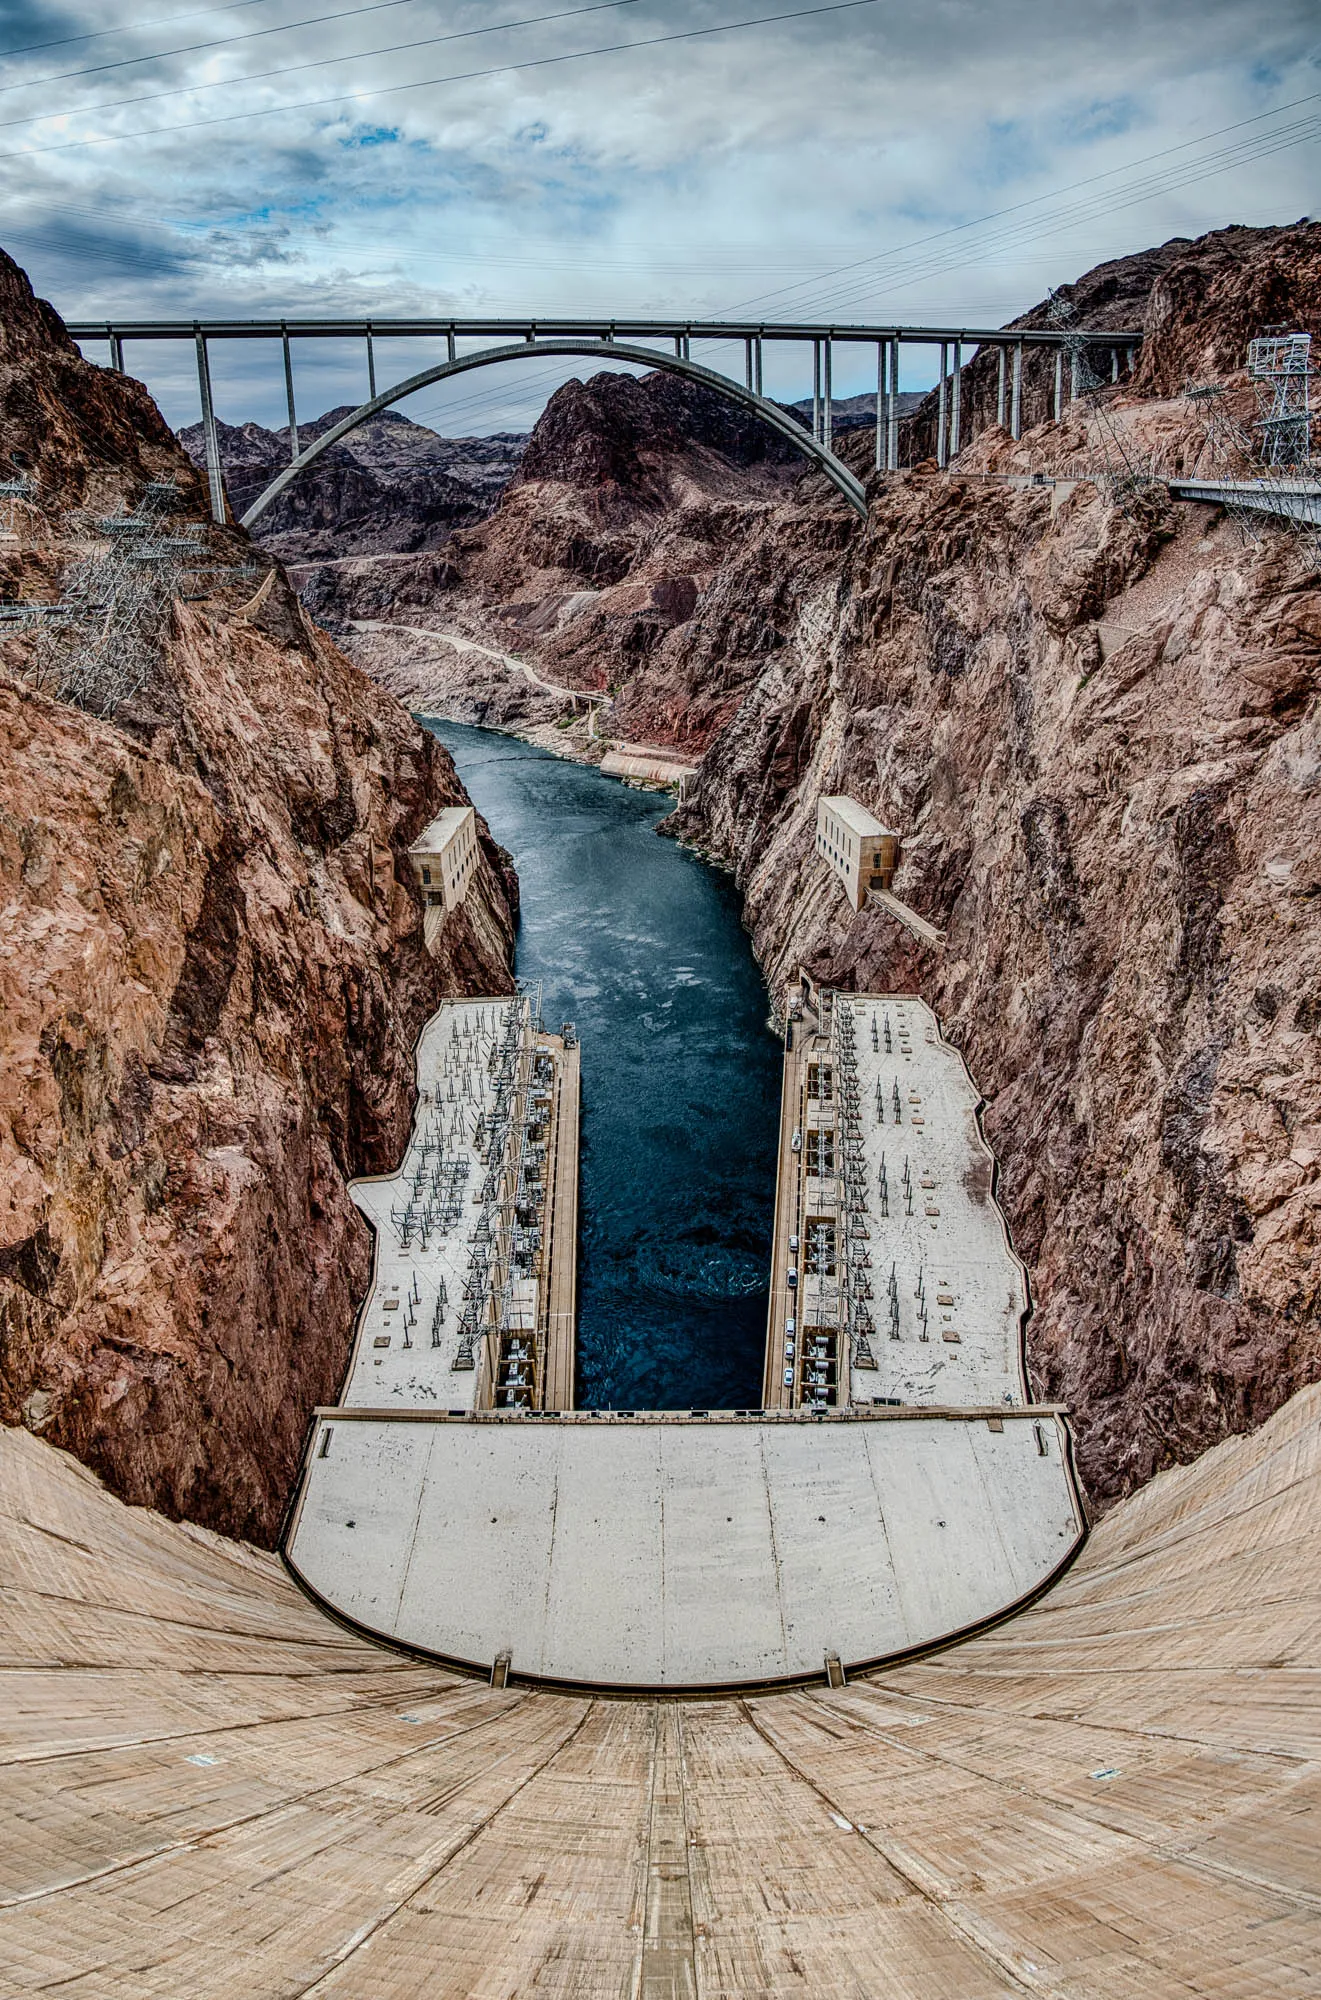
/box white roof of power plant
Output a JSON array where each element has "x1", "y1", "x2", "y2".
[
  {"x1": 287, "y1": 1407, "x2": 1083, "y2": 1689},
  {"x1": 283, "y1": 983, "x2": 1084, "y2": 1693},
  {"x1": 408, "y1": 804, "x2": 473, "y2": 856},
  {"x1": 818, "y1": 795, "x2": 893, "y2": 838}
]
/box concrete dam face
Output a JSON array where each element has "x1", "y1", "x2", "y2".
[
  {"x1": 5, "y1": 962, "x2": 1316, "y2": 1995},
  {"x1": 3, "y1": 1388, "x2": 1317, "y2": 1995}
]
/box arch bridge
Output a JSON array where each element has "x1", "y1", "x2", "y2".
[{"x1": 68, "y1": 312, "x2": 1143, "y2": 527}]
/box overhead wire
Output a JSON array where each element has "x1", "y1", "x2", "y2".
[
  {"x1": 0, "y1": 0, "x2": 644, "y2": 100},
  {"x1": 785, "y1": 121, "x2": 1321, "y2": 321},
  {"x1": 2, "y1": 0, "x2": 296, "y2": 62},
  {"x1": 0, "y1": 0, "x2": 886, "y2": 159},
  {"x1": 765, "y1": 126, "x2": 1321, "y2": 326},
  {"x1": 718, "y1": 87, "x2": 1321, "y2": 319}
]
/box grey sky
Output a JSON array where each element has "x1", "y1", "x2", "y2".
[{"x1": 1, "y1": 0, "x2": 1314, "y2": 432}]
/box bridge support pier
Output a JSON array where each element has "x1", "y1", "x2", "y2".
[
  {"x1": 281, "y1": 325, "x2": 299, "y2": 461},
  {"x1": 822, "y1": 338, "x2": 833, "y2": 452},
  {"x1": 367, "y1": 324, "x2": 377, "y2": 400},
  {"x1": 1053, "y1": 349, "x2": 1063, "y2": 423},
  {"x1": 1111, "y1": 347, "x2": 1120, "y2": 384},
  {"x1": 950, "y1": 339, "x2": 962, "y2": 459},
  {"x1": 812, "y1": 341, "x2": 822, "y2": 442},
  {"x1": 109, "y1": 334, "x2": 123, "y2": 372},
  {"x1": 936, "y1": 342, "x2": 948, "y2": 467},
  {"x1": 888, "y1": 339, "x2": 900, "y2": 471},
  {"x1": 996, "y1": 346, "x2": 1006, "y2": 429},
  {"x1": 193, "y1": 328, "x2": 227, "y2": 525},
  {"x1": 1011, "y1": 340, "x2": 1023, "y2": 439}
]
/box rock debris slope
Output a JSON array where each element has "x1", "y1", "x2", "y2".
[
  {"x1": 0, "y1": 247, "x2": 517, "y2": 1544},
  {"x1": 1, "y1": 1386, "x2": 1317, "y2": 1994}
]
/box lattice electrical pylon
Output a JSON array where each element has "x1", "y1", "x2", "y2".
[
  {"x1": 1182, "y1": 382, "x2": 1264, "y2": 544},
  {"x1": 1185, "y1": 331, "x2": 1319, "y2": 554},
  {"x1": 1248, "y1": 330, "x2": 1313, "y2": 468},
  {"x1": 23, "y1": 482, "x2": 254, "y2": 720},
  {"x1": 1046, "y1": 289, "x2": 1156, "y2": 515}
]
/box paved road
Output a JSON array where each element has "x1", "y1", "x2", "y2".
[{"x1": 351, "y1": 619, "x2": 604, "y2": 708}]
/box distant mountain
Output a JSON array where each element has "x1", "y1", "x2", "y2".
[
  {"x1": 785, "y1": 389, "x2": 926, "y2": 432},
  {"x1": 179, "y1": 406, "x2": 527, "y2": 562}
]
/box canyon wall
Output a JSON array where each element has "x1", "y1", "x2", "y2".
[
  {"x1": 675, "y1": 468, "x2": 1319, "y2": 1505},
  {"x1": 297, "y1": 369, "x2": 815, "y2": 758},
  {"x1": 665, "y1": 227, "x2": 1321, "y2": 1505},
  {"x1": 0, "y1": 248, "x2": 517, "y2": 1544},
  {"x1": 340, "y1": 221, "x2": 1320, "y2": 1508}
]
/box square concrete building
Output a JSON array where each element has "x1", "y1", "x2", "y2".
[
  {"x1": 816, "y1": 795, "x2": 899, "y2": 911},
  {"x1": 408, "y1": 804, "x2": 478, "y2": 912}
]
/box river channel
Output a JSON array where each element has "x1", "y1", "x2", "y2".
[{"x1": 423, "y1": 720, "x2": 781, "y2": 1410}]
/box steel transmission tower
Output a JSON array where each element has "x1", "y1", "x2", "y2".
[
  {"x1": 13, "y1": 483, "x2": 253, "y2": 720},
  {"x1": 1248, "y1": 330, "x2": 1313, "y2": 467}
]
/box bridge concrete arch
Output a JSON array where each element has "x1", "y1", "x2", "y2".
[{"x1": 237, "y1": 336, "x2": 869, "y2": 529}]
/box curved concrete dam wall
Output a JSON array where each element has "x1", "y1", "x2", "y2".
[{"x1": 3, "y1": 1387, "x2": 1317, "y2": 1995}]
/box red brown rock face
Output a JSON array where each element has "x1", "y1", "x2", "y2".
[
  {"x1": 0, "y1": 249, "x2": 517, "y2": 1545},
  {"x1": 674, "y1": 478, "x2": 1320, "y2": 1508}
]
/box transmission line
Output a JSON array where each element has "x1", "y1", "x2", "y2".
[
  {"x1": 720, "y1": 87, "x2": 1321, "y2": 320},
  {"x1": 0, "y1": 0, "x2": 885, "y2": 158},
  {"x1": 0, "y1": 0, "x2": 644, "y2": 101},
  {"x1": 770, "y1": 118, "x2": 1321, "y2": 323},
  {"x1": 2, "y1": 0, "x2": 289, "y2": 62}
]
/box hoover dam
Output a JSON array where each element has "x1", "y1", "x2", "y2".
[{"x1": 4, "y1": 1389, "x2": 1316, "y2": 1994}]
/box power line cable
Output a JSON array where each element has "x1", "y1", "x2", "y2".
[
  {"x1": 718, "y1": 86, "x2": 1321, "y2": 318},
  {"x1": 1, "y1": 0, "x2": 291, "y2": 61},
  {"x1": 766, "y1": 118, "x2": 1321, "y2": 323},
  {"x1": 0, "y1": 0, "x2": 886, "y2": 158},
  {"x1": 775, "y1": 118, "x2": 1321, "y2": 321},
  {"x1": 0, "y1": 0, "x2": 643, "y2": 100}
]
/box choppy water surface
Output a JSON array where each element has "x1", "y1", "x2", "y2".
[{"x1": 423, "y1": 720, "x2": 781, "y2": 1409}]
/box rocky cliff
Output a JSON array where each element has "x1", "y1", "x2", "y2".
[
  {"x1": 901, "y1": 220, "x2": 1321, "y2": 459},
  {"x1": 0, "y1": 247, "x2": 517, "y2": 1545},
  {"x1": 331, "y1": 221, "x2": 1320, "y2": 1509},
  {"x1": 298, "y1": 368, "x2": 815, "y2": 756}
]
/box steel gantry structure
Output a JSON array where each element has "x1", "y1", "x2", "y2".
[{"x1": 67, "y1": 313, "x2": 1144, "y2": 527}]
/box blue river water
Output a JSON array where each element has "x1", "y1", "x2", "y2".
[{"x1": 423, "y1": 720, "x2": 782, "y2": 1410}]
